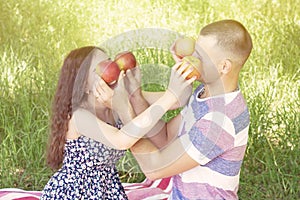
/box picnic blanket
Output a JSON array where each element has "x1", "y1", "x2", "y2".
[{"x1": 0, "y1": 177, "x2": 172, "y2": 200}]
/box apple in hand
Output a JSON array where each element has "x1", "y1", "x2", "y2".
[
  {"x1": 181, "y1": 56, "x2": 201, "y2": 80},
  {"x1": 114, "y1": 51, "x2": 137, "y2": 71},
  {"x1": 96, "y1": 60, "x2": 121, "y2": 85},
  {"x1": 174, "y1": 37, "x2": 196, "y2": 58}
]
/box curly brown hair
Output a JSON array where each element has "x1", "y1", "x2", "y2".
[{"x1": 46, "y1": 46, "x2": 101, "y2": 170}]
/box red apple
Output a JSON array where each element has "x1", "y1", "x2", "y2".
[
  {"x1": 114, "y1": 51, "x2": 136, "y2": 71},
  {"x1": 181, "y1": 56, "x2": 201, "y2": 80},
  {"x1": 96, "y1": 60, "x2": 120, "y2": 85},
  {"x1": 174, "y1": 37, "x2": 196, "y2": 58}
]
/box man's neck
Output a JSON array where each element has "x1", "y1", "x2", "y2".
[{"x1": 204, "y1": 79, "x2": 238, "y2": 98}]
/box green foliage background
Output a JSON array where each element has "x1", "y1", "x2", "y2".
[{"x1": 0, "y1": 0, "x2": 299, "y2": 199}]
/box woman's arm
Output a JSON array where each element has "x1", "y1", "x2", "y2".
[
  {"x1": 142, "y1": 91, "x2": 188, "y2": 110},
  {"x1": 130, "y1": 134, "x2": 198, "y2": 180},
  {"x1": 73, "y1": 89, "x2": 177, "y2": 150},
  {"x1": 76, "y1": 62, "x2": 195, "y2": 150}
]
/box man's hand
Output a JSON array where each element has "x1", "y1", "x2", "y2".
[
  {"x1": 124, "y1": 66, "x2": 142, "y2": 98},
  {"x1": 170, "y1": 39, "x2": 183, "y2": 63}
]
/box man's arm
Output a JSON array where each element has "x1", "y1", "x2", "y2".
[
  {"x1": 129, "y1": 89, "x2": 168, "y2": 148},
  {"x1": 126, "y1": 68, "x2": 183, "y2": 148}
]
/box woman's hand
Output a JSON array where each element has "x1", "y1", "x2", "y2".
[
  {"x1": 93, "y1": 75, "x2": 114, "y2": 109},
  {"x1": 167, "y1": 62, "x2": 195, "y2": 106},
  {"x1": 93, "y1": 71, "x2": 131, "y2": 111}
]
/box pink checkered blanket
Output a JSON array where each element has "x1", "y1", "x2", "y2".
[{"x1": 0, "y1": 177, "x2": 172, "y2": 200}]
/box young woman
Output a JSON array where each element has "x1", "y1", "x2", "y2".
[{"x1": 41, "y1": 46, "x2": 135, "y2": 200}]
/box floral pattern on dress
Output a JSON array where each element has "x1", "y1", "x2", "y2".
[{"x1": 41, "y1": 135, "x2": 127, "y2": 200}]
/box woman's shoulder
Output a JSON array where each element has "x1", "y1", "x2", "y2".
[{"x1": 66, "y1": 114, "x2": 81, "y2": 140}]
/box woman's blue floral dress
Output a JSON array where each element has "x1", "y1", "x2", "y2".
[{"x1": 41, "y1": 135, "x2": 127, "y2": 200}]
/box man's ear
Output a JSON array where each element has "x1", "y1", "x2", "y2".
[{"x1": 220, "y1": 59, "x2": 232, "y2": 74}]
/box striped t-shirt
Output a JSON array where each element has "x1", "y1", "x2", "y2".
[{"x1": 170, "y1": 84, "x2": 250, "y2": 200}]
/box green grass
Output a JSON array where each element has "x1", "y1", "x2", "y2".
[{"x1": 1, "y1": 0, "x2": 299, "y2": 199}]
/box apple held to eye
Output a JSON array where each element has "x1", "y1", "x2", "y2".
[
  {"x1": 95, "y1": 51, "x2": 137, "y2": 85},
  {"x1": 114, "y1": 51, "x2": 137, "y2": 71},
  {"x1": 96, "y1": 60, "x2": 120, "y2": 85},
  {"x1": 181, "y1": 56, "x2": 201, "y2": 80},
  {"x1": 174, "y1": 37, "x2": 196, "y2": 58}
]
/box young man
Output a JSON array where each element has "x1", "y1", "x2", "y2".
[{"x1": 127, "y1": 19, "x2": 253, "y2": 199}]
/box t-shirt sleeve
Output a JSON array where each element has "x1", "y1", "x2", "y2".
[{"x1": 179, "y1": 111, "x2": 236, "y2": 165}]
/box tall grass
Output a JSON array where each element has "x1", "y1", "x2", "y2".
[{"x1": 0, "y1": 0, "x2": 299, "y2": 199}]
